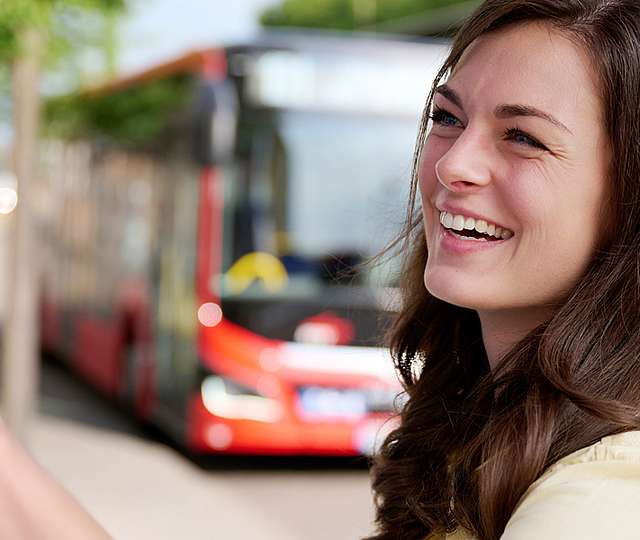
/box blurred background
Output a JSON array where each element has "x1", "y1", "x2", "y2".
[{"x1": 0, "y1": 1, "x2": 476, "y2": 538}]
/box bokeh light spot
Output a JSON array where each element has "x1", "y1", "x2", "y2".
[
  {"x1": 197, "y1": 302, "x2": 223, "y2": 327},
  {"x1": 0, "y1": 187, "x2": 18, "y2": 215}
]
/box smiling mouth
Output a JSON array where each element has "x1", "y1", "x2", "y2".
[{"x1": 439, "y1": 211, "x2": 514, "y2": 241}]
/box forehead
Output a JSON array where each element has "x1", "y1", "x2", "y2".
[{"x1": 446, "y1": 22, "x2": 601, "y2": 123}]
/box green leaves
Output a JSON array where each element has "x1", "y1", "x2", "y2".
[
  {"x1": 0, "y1": 1, "x2": 43, "y2": 63},
  {"x1": 0, "y1": 0, "x2": 126, "y2": 129},
  {"x1": 44, "y1": 74, "x2": 195, "y2": 146},
  {"x1": 262, "y1": 0, "x2": 360, "y2": 30},
  {"x1": 260, "y1": 0, "x2": 473, "y2": 31},
  {"x1": 0, "y1": 0, "x2": 125, "y2": 64}
]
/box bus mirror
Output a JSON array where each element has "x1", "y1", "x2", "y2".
[{"x1": 193, "y1": 81, "x2": 238, "y2": 166}]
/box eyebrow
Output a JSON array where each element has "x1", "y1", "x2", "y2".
[{"x1": 435, "y1": 84, "x2": 573, "y2": 135}]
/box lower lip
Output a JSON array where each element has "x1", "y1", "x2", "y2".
[{"x1": 439, "y1": 224, "x2": 511, "y2": 255}]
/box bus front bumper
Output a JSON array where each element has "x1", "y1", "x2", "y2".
[{"x1": 187, "y1": 394, "x2": 396, "y2": 456}]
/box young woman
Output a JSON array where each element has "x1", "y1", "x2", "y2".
[{"x1": 368, "y1": 1, "x2": 640, "y2": 539}]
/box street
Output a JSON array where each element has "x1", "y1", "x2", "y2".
[{"x1": 34, "y1": 360, "x2": 376, "y2": 540}]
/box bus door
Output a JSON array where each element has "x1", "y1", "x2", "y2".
[{"x1": 151, "y1": 158, "x2": 202, "y2": 435}]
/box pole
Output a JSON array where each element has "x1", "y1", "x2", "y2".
[{"x1": 2, "y1": 26, "x2": 42, "y2": 443}]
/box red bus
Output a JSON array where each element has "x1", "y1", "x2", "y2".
[{"x1": 38, "y1": 32, "x2": 448, "y2": 455}]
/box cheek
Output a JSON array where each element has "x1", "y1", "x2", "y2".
[
  {"x1": 502, "y1": 163, "x2": 559, "y2": 239},
  {"x1": 508, "y1": 171, "x2": 606, "y2": 283},
  {"x1": 418, "y1": 137, "x2": 446, "y2": 201},
  {"x1": 549, "y1": 194, "x2": 605, "y2": 270}
]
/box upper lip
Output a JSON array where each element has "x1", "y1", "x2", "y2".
[{"x1": 436, "y1": 202, "x2": 512, "y2": 232}]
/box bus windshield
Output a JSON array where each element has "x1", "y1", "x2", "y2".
[
  {"x1": 282, "y1": 111, "x2": 413, "y2": 258},
  {"x1": 220, "y1": 108, "x2": 417, "y2": 302}
]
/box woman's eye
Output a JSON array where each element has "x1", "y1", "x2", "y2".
[
  {"x1": 504, "y1": 128, "x2": 547, "y2": 150},
  {"x1": 428, "y1": 107, "x2": 462, "y2": 128}
]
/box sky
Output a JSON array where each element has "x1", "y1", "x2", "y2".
[{"x1": 119, "y1": 0, "x2": 278, "y2": 75}]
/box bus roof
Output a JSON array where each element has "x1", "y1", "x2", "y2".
[
  {"x1": 85, "y1": 49, "x2": 226, "y2": 97},
  {"x1": 235, "y1": 28, "x2": 449, "y2": 56},
  {"x1": 86, "y1": 30, "x2": 450, "y2": 97}
]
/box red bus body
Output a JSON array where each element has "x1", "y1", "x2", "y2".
[{"x1": 39, "y1": 33, "x2": 448, "y2": 455}]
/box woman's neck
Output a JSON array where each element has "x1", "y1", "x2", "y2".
[{"x1": 477, "y1": 307, "x2": 554, "y2": 370}]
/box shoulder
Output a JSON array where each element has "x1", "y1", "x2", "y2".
[{"x1": 501, "y1": 430, "x2": 640, "y2": 540}]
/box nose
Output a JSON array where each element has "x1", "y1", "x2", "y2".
[{"x1": 434, "y1": 129, "x2": 494, "y2": 192}]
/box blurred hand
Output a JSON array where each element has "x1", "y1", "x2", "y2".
[{"x1": 0, "y1": 419, "x2": 112, "y2": 540}]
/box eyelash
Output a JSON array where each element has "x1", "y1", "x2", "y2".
[{"x1": 428, "y1": 106, "x2": 548, "y2": 151}]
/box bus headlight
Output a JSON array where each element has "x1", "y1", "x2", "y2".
[{"x1": 201, "y1": 375, "x2": 283, "y2": 423}]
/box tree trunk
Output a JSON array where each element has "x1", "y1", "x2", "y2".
[{"x1": 2, "y1": 27, "x2": 42, "y2": 444}]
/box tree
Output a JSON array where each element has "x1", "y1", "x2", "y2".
[
  {"x1": 260, "y1": 0, "x2": 481, "y2": 36},
  {"x1": 0, "y1": 0, "x2": 124, "y2": 443}
]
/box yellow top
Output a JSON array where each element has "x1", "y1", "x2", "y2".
[{"x1": 439, "y1": 430, "x2": 640, "y2": 540}]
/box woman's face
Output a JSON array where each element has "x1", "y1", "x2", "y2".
[{"x1": 420, "y1": 22, "x2": 611, "y2": 313}]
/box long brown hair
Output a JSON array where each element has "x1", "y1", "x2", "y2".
[{"x1": 367, "y1": 2, "x2": 640, "y2": 539}]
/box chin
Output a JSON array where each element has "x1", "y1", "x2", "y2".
[{"x1": 424, "y1": 269, "x2": 499, "y2": 311}]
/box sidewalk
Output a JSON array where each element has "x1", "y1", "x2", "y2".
[
  {"x1": 28, "y1": 414, "x2": 375, "y2": 540},
  {"x1": 29, "y1": 415, "x2": 300, "y2": 540}
]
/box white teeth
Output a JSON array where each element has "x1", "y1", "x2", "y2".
[
  {"x1": 452, "y1": 215, "x2": 466, "y2": 231},
  {"x1": 450, "y1": 231, "x2": 488, "y2": 242},
  {"x1": 443, "y1": 213, "x2": 453, "y2": 228},
  {"x1": 438, "y1": 211, "x2": 513, "y2": 240}
]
